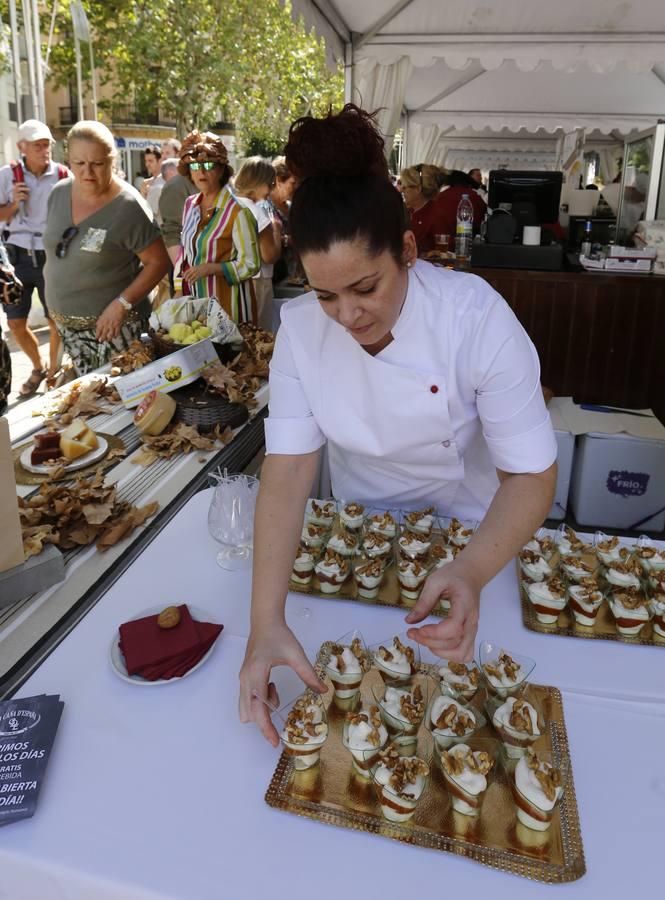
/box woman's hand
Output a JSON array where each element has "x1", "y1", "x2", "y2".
[
  {"x1": 95, "y1": 299, "x2": 127, "y2": 342},
  {"x1": 183, "y1": 262, "x2": 218, "y2": 284},
  {"x1": 239, "y1": 621, "x2": 327, "y2": 746},
  {"x1": 404, "y1": 562, "x2": 481, "y2": 663}
]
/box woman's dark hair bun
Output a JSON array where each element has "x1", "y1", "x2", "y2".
[{"x1": 286, "y1": 104, "x2": 389, "y2": 181}]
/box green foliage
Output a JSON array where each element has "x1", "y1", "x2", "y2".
[
  {"x1": 45, "y1": 0, "x2": 343, "y2": 144},
  {"x1": 243, "y1": 133, "x2": 287, "y2": 159}
]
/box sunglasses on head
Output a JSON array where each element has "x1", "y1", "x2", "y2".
[
  {"x1": 189, "y1": 161, "x2": 216, "y2": 171},
  {"x1": 415, "y1": 163, "x2": 424, "y2": 189},
  {"x1": 56, "y1": 226, "x2": 79, "y2": 259}
]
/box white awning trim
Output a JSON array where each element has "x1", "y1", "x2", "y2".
[
  {"x1": 443, "y1": 149, "x2": 558, "y2": 171},
  {"x1": 409, "y1": 111, "x2": 655, "y2": 136}
]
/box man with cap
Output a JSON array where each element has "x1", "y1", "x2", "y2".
[{"x1": 0, "y1": 120, "x2": 70, "y2": 396}]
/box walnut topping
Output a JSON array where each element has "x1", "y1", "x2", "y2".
[
  {"x1": 356, "y1": 557, "x2": 384, "y2": 579},
  {"x1": 397, "y1": 559, "x2": 426, "y2": 577},
  {"x1": 311, "y1": 500, "x2": 334, "y2": 518},
  {"x1": 448, "y1": 517, "x2": 473, "y2": 538},
  {"x1": 484, "y1": 651, "x2": 521, "y2": 683},
  {"x1": 319, "y1": 549, "x2": 349, "y2": 573},
  {"x1": 520, "y1": 549, "x2": 545, "y2": 564},
  {"x1": 405, "y1": 507, "x2": 434, "y2": 526},
  {"x1": 509, "y1": 699, "x2": 536, "y2": 734},
  {"x1": 447, "y1": 662, "x2": 480, "y2": 686},
  {"x1": 525, "y1": 750, "x2": 561, "y2": 802},
  {"x1": 538, "y1": 537, "x2": 554, "y2": 556},
  {"x1": 370, "y1": 511, "x2": 396, "y2": 530},
  {"x1": 378, "y1": 747, "x2": 429, "y2": 795},
  {"x1": 614, "y1": 587, "x2": 647, "y2": 609},
  {"x1": 564, "y1": 558, "x2": 595, "y2": 573},
  {"x1": 343, "y1": 503, "x2": 364, "y2": 518},
  {"x1": 333, "y1": 531, "x2": 358, "y2": 549},
  {"x1": 608, "y1": 559, "x2": 642, "y2": 577},
  {"x1": 637, "y1": 545, "x2": 657, "y2": 560},
  {"x1": 597, "y1": 535, "x2": 619, "y2": 552},
  {"x1": 544, "y1": 576, "x2": 567, "y2": 599},
  {"x1": 378, "y1": 645, "x2": 394, "y2": 662},
  {"x1": 330, "y1": 637, "x2": 366, "y2": 673},
  {"x1": 284, "y1": 696, "x2": 326, "y2": 744},
  {"x1": 348, "y1": 706, "x2": 382, "y2": 745},
  {"x1": 394, "y1": 636, "x2": 415, "y2": 667},
  {"x1": 441, "y1": 747, "x2": 494, "y2": 778},
  {"x1": 363, "y1": 534, "x2": 389, "y2": 551},
  {"x1": 578, "y1": 575, "x2": 601, "y2": 592},
  {"x1": 398, "y1": 684, "x2": 425, "y2": 724},
  {"x1": 561, "y1": 526, "x2": 584, "y2": 552},
  {"x1": 434, "y1": 702, "x2": 474, "y2": 735}
]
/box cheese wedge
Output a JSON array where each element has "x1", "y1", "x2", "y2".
[{"x1": 60, "y1": 418, "x2": 98, "y2": 460}]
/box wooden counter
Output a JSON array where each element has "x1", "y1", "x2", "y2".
[{"x1": 474, "y1": 267, "x2": 665, "y2": 423}]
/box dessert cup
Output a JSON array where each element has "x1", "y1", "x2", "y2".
[
  {"x1": 649, "y1": 591, "x2": 665, "y2": 639},
  {"x1": 338, "y1": 501, "x2": 366, "y2": 532},
  {"x1": 372, "y1": 746, "x2": 429, "y2": 823},
  {"x1": 635, "y1": 535, "x2": 665, "y2": 574},
  {"x1": 326, "y1": 529, "x2": 359, "y2": 558},
  {"x1": 559, "y1": 556, "x2": 598, "y2": 585},
  {"x1": 479, "y1": 642, "x2": 535, "y2": 699},
  {"x1": 352, "y1": 555, "x2": 386, "y2": 600},
  {"x1": 300, "y1": 522, "x2": 330, "y2": 551},
  {"x1": 444, "y1": 517, "x2": 478, "y2": 549},
  {"x1": 554, "y1": 524, "x2": 588, "y2": 560},
  {"x1": 649, "y1": 570, "x2": 665, "y2": 594},
  {"x1": 401, "y1": 506, "x2": 436, "y2": 538},
  {"x1": 486, "y1": 689, "x2": 545, "y2": 758},
  {"x1": 430, "y1": 541, "x2": 457, "y2": 573},
  {"x1": 593, "y1": 532, "x2": 633, "y2": 567},
  {"x1": 396, "y1": 556, "x2": 430, "y2": 603},
  {"x1": 566, "y1": 578, "x2": 604, "y2": 627},
  {"x1": 323, "y1": 630, "x2": 369, "y2": 701},
  {"x1": 435, "y1": 739, "x2": 499, "y2": 817},
  {"x1": 305, "y1": 498, "x2": 337, "y2": 528},
  {"x1": 360, "y1": 530, "x2": 393, "y2": 562},
  {"x1": 397, "y1": 529, "x2": 431, "y2": 562},
  {"x1": 603, "y1": 559, "x2": 642, "y2": 592},
  {"x1": 314, "y1": 549, "x2": 350, "y2": 594},
  {"x1": 372, "y1": 677, "x2": 429, "y2": 757},
  {"x1": 525, "y1": 577, "x2": 567, "y2": 625},
  {"x1": 290, "y1": 542, "x2": 320, "y2": 586},
  {"x1": 277, "y1": 691, "x2": 328, "y2": 771},
  {"x1": 437, "y1": 660, "x2": 481, "y2": 702},
  {"x1": 519, "y1": 550, "x2": 553, "y2": 584},
  {"x1": 522, "y1": 528, "x2": 555, "y2": 561},
  {"x1": 607, "y1": 588, "x2": 651, "y2": 636},
  {"x1": 342, "y1": 704, "x2": 389, "y2": 777},
  {"x1": 365, "y1": 508, "x2": 398, "y2": 540},
  {"x1": 425, "y1": 691, "x2": 485, "y2": 751},
  {"x1": 369, "y1": 634, "x2": 420, "y2": 686},
  {"x1": 510, "y1": 749, "x2": 569, "y2": 832}
]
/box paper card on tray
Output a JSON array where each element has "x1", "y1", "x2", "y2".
[{"x1": 0, "y1": 418, "x2": 25, "y2": 574}]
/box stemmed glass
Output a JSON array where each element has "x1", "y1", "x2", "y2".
[{"x1": 207, "y1": 473, "x2": 259, "y2": 570}]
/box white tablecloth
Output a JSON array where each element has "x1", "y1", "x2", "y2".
[{"x1": 1, "y1": 490, "x2": 664, "y2": 899}]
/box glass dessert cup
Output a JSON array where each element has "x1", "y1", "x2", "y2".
[
  {"x1": 554, "y1": 523, "x2": 588, "y2": 560},
  {"x1": 365, "y1": 507, "x2": 399, "y2": 541},
  {"x1": 369, "y1": 633, "x2": 420, "y2": 687},
  {"x1": 325, "y1": 528, "x2": 359, "y2": 559},
  {"x1": 593, "y1": 531, "x2": 633, "y2": 568},
  {"x1": 443, "y1": 516, "x2": 478, "y2": 549},
  {"x1": 485, "y1": 687, "x2": 546, "y2": 759},
  {"x1": 607, "y1": 588, "x2": 651, "y2": 637},
  {"x1": 290, "y1": 542, "x2": 321, "y2": 586},
  {"x1": 603, "y1": 558, "x2": 644, "y2": 594},
  {"x1": 400, "y1": 506, "x2": 436, "y2": 538},
  {"x1": 649, "y1": 589, "x2": 665, "y2": 639},
  {"x1": 437, "y1": 659, "x2": 481, "y2": 703},
  {"x1": 566, "y1": 581, "x2": 605, "y2": 628},
  {"x1": 395, "y1": 555, "x2": 431, "y2": 605},
  {"x1": 322, "y1": 630, "x2": 370, "y2": 703},
  {"x1": 342, "y1": 705, "x2": 389, "y2": 778},
  {"x1": 352, "y1": 554, "x2": 387, "y2": 600},
  {"x1": 396, "y1": 528, "x2": 432, "y2": 563},
  {"x1": 305, "y1": 498, "x2": 338, "y2": 528},
  {"x1": 275, "y1": 690, "x2": 329, "y2": 771},
  {"x1": 559, "y1": 556, "x2": 599, "y2": 585},
  {"x1": 314, "y1": 549, "x2": 351, "y2": 594},
  {"x1": 635, "y1": 535, "x2": 665, "y2": 574},
  {"x1": 478, "y1": 641, "x2": 535, "y2": 699},
  {"x1": 338, "y1": 501, "x2": 366, "y2": 532},
  {"x1": 522, "y1": 528, "x2": 555, "y2": 562},
  {"x1": 424, "y1": 689, "x2": 486, "y2": 752},
  {"x1": 372, "y1": 746, "x2": 430, "y2": 823},
  {"x1": 300, "y1": 521, "x2": 332, "y2": 552},
  {"x1": 519, "y1": 550, "x2": 553, "y2": 584},
  {"x1": 359, "y1": 526, "x2": 393, "y2": 563},
  {"x1": 371, "y1": 676, "x2": 430, "y2": 757},
  {"x1": 434, "y1": 738, "x2": 500, "y2": 818},
  {"x1": 525, "y1": 577, "x2": 567, "y2": 625},
  {"x1": 429, "y1": 541, "x2": 457, "y2": 578},
  {"x1": 509, "y1": 749, "x2": 570, "y2": 832}
]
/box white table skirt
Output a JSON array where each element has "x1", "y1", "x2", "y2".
[{"x1": 0, "y1": 490, "x2": 664, "y2": 899}]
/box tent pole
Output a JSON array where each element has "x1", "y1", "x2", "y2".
[
  {"x1": 8, "y1": 0, "x2": 23, "y2": 120},
  {"x1": 344, "y1": 42, "x2": 354, "y2": 104}
]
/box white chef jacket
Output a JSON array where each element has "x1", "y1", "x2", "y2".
[{"x1": 265, "y1": 260, "x2": 557, "y2": 520}]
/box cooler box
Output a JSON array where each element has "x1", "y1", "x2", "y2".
[
  {"x1": 569, "y1": 432, "x2": 665, "y2": 531},
  {"x1": 547, "y1": 399, "x2": 574, "y2": 520}
]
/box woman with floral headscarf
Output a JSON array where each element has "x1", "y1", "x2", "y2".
[{"x1": 177, "y1": 131, "x2": 260, "y2": 323}]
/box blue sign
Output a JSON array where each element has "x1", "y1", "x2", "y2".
[{"x1": 115, "y1": 137, "x2": 126, "y2": 148}]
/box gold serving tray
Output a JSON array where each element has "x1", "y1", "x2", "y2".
[
  {"x1": 265, "y1": 644, "x2": 585, "y2": 883},
  {"x1": 518, "y1": 555, "x2": 665, "y2": 648}
]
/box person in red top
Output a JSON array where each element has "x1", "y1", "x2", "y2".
[
  {"x1": 434, "y1": 171, "x2": 487, "y2": 248},
  {"x1": 399, "y1": 164, "x2": 447, "y2": 253}
]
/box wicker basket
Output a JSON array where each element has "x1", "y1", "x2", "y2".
[
  {"x1": 149, "y1": 329, "x2": 243, "y2": 364},
  {"x1": 169, "y1": 383, "x2": 249, "y2": 432}
]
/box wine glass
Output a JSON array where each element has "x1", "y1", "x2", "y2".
[{"x1": 207, "y1": 474, "x2": 259, "y2": 570}]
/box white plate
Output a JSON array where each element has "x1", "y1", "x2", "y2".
[
  {"x1": 21, "y1": 435, "x2": 108, "y2": 474},
  {"x1": 109, "y1": 604, "x2": 222, "y2": 686}
]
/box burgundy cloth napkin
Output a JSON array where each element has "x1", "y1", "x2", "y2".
[{"x1": 118, "y1": 605, "x2": 223, "y2": 679}]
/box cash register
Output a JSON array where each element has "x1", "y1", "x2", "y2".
[{"x1": 471, "y1": 170, "x2": 564, "y2": 271}]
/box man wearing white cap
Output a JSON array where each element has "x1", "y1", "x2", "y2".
[{"x1": 0, "y1": 120, "x2": 70, "y2": 396}]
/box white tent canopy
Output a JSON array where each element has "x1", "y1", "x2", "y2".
[{"x1": 288, "y1": 0, "x2": 665, "y2": 170}]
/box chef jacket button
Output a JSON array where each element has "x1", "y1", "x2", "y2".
[
  {"x1": 442, "y1": 440, "x2": 451, "y2": 448},
  {"x1": 430, "y1": 385, "x2": 439, "y2": 394}
]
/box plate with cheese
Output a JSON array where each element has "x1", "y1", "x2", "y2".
[{"x1": 21, "y1": 418, "x2": 108, "y2": 474}]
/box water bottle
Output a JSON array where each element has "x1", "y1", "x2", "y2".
[
  {"x1": 580, "y1": 220, "x2": 592, "y2": 258},
  {"x1": 455, "y1": 193, "x2": 474, "y2": 265}
]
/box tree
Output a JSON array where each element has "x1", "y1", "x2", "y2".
[{"x1": 45, "y1": 0, "x2": 343, "y2": 143}]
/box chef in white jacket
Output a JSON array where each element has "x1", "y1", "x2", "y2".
[{"x1": 240, "y1": 106, "x2": 557, "y2": 745}]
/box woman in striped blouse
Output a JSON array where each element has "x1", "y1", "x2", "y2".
[{"x1": 178, "y1": 132, "x2": 260, "y2": 322}]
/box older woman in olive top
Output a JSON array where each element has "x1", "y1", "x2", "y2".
[{"x1": 43, "y1": 120, "x2": 169, "y2": 374}]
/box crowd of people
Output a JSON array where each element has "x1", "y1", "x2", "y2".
[{"x1": 0, "y1": 114, "x2": 487, "y2": 412}]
